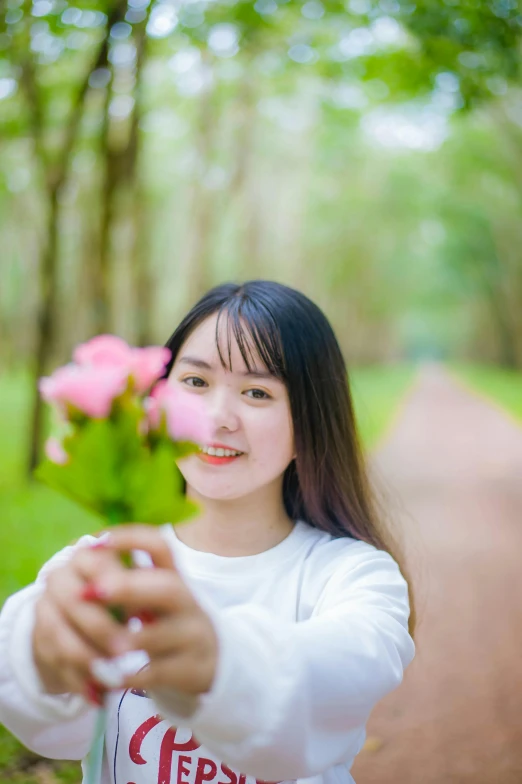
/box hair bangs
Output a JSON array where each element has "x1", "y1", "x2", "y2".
[{"x1": 214, "y1": 299, "x2": 286, "y2": 381}]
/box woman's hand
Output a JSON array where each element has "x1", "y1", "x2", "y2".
[
  {"x1": 80, "y1": 525, "x2": 219, "y2": 698},
  {"x1": 32, "y1": 540, "x2": 129, "y2": 702}
]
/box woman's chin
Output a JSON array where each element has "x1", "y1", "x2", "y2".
[
  {"x1": 180, "y1": 474, "x2": 247, "y2": 502},
  {"x1": 189, "y1": 488, "x2": 249, "y2": 503}
]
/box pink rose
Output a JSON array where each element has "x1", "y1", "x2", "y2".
[
  {"x1": 147, "y1": 380, "x2": 212, "y2": 444},
  {"x1": 73, "y1": 334, "x2": 133, "y2": 367},
  {"x1": 74, "y1": 334, "x2": 170, "y2": 394},
  {"x1": 129, "y1": 347, "x2": 171, "y2": 394},
  {"x1": 45, "y1": 437, "x2": 69, "y2": 465},
  {"x1": 39, "y1": 364, "x2": 129, "y2": 419}
]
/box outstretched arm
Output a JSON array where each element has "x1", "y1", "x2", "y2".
[{"x1": 88, "y1": 528, "x2": 415, "y2": 780}]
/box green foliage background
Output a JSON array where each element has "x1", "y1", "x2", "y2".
[{"x1": 1, "y1": 0, "x2": 522, "y2": 778}]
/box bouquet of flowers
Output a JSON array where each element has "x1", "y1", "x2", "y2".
[
  {"x1": 37, "y1": 334, "x2": 208, "y2": 526},
  {"x1": 35, "y1": 334, "x2": 209, "y2": 784}
]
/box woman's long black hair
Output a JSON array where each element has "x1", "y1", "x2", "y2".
[{"x1": 160, "y1": 280, "x2": 415, "y2": 635}]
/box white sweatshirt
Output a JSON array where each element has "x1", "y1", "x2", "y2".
[{"x1": 0, "y1": 520, "x2": 415, "y2": 784}]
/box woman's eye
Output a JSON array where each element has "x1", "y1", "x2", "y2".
[
  {"x1": 245, "y1": 388, "x2": 271, "y2": 400},
  {"x1": 182, "y1": 376, "x2": 206, "y2": 388}
]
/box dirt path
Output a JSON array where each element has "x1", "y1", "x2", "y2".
[{"x1": 352, "y1": 363, "x2": 522, "y2": 784}]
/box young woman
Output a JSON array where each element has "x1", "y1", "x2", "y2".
[{"x1": 0, "y1": 280, "x2": 415, "y2": 784}]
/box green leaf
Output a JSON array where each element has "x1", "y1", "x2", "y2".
[
  {"x1": 34, "y1": 407, "x2": 201, "y2": 527},
  {"x1": 123, "y1": 441, "x2": 200, "y2": 525},
  {"x1": 33, "y1": 459, "x2": 107, "y2": 521},
  {"x1": 172, "y1": 440, "x2": 201, "y2": 459},
  {"x1": 35, "y1": 418, "x2": 130, "y2": 518}
]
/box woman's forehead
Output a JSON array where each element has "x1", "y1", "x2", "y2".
[{"x1": 178, "y1": 313, "x2": 267, "y2": 373}]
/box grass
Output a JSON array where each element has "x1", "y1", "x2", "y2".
[
  {"x1": 350, "y1": 365, "x2": 416, "y2": 449},
  {"x1": 0, "y1": 364, "x2": 415, "y2": 783},
  {"x1": 0, "y1": 370, "x2": 100, "y2": 784},
  {"x1": 0, "y1": 730, "x2": 80, "y2": 784},
  {"x1": 450, "y1": 364, "x2": 522, "y2": 424},
  {"x1": 0, "y1": 370, "x2": 102, "y2": 605}
]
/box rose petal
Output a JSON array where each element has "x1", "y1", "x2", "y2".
[
  {"x1": 73, "y1": 335, "x2": 133, "y2": 368},
  {"x1": 147, "y1": 380, "x2": 212, "y2": 444},
  {"x1": 130, "y1": 347, "x2": 171, "y2": 394},
  {"x1": 44, "y1": 437, "x2": 69, "y2": 465},
  {"x1": 39, "y1": 364, "x2": 129, "y2": 419}
]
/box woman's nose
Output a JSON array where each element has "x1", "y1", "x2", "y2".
[{"x1": 207, "y1": 391, "x2": 240, "y2": 432}]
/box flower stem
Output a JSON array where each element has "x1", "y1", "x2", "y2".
[{"x1": 84, "y1": 706, "x2": 107, "y2": 784}]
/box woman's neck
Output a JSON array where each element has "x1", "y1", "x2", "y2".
[{"x1": 175, "y1": 482, "x2": 294, "y2": 556}]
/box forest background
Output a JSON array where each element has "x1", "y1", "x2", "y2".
[
  {"x1": 3, "y1": 0, "x2": 522, "y2": 466},
  {"x1": 1, "y1": 0, "x2": 522, "y2": 780}
]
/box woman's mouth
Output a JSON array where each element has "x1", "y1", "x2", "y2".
[
  {"x1": 197, "y1": 445, "x2": 245, "y2": 466},
  {"x1": 197, "y1": 453, "x2": 244, "y2": 466}
]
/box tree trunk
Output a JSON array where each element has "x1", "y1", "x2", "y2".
[
  {"x1": 185, "y1": 86, "x2": 219, "y2": 305},
  {"x1": 227, "y1": 76, "x2": 260, "y2": 279},
  {"x1": 24, "y1": 1, "x2": 127, "y2": 475},
  {"x1": 129, "y1": 21, "x2": 153, "y2": 346},
  {"x1": 485, "y1": 215, "x2": 522, "y2": 367},
  {"x1": 94, "y1": 9, "x2": 152, "y2": 338},
  {"x1": 94, "y1": 113, "x2": 118, "y2": 336},
  {"x1": 481, "y1": 276, "x2": 518, "y2": 368},
  {"x1": 132, "y1": 178, "x2": 153, "y2": 345},
  {"x1": 27, "y1": 186, "x2": 60, "y2": 472}
]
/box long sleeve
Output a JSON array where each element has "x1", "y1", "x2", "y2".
[
  {"x1": 0, "y1": 538, "x2": 98, "y2": 760},
  {"x1": 151, "y1": 546, "x2": 415, "y2": 780}
]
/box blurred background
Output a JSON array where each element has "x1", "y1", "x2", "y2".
[{"x1": 2, "y1": 0, "x2": 522, "y2": 782}]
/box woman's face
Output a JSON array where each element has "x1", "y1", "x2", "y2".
[{"x1": 168, "y1": 313, "x2": 295, "y2": 502}]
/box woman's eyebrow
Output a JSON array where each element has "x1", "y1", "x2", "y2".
[{"x1": 178, "y1": 355, "x2": 275, "y2": 379}]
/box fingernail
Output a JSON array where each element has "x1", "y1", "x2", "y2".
[
  {"x1": 86, "y1": 679, "x2": 105, "y2": 707},
  {"x1": 81, "y1": 583, "x2": 107, "y2": 602},
  {"x1": 137, "y1": 610, "x2": 156, "y2": 625},
  {"x1": 90, "y1": 536, "x2": 110, "y2": 550}
]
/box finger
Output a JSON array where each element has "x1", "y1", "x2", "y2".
[
  {"x1": 122, "y1": 614, "x2": 198, "y2": 658},
  {"x1": 101, "y1": 525, "x2": 176, "y2": 571},
  {"x1": 35, "y1": 597, "x2": 101, "y2": 694},
  {"x1": 124, "y1": 651, "x2": 214, "y2": 696},
  {"x1": 60, "y1": 595, "x2": 127, "y2": 658},
  {"x1": 34, "y1": 599, "x2": 84, "y2": 695},
  {"x1": 47, "y1": 568, "x2": 126, "y2": 658},
  {"x1": 95, "y1": 568, "x2": 195, "y2": 617},
  {"x1": 69, "y1": 543, "x2": 126, "y2": 584}
]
